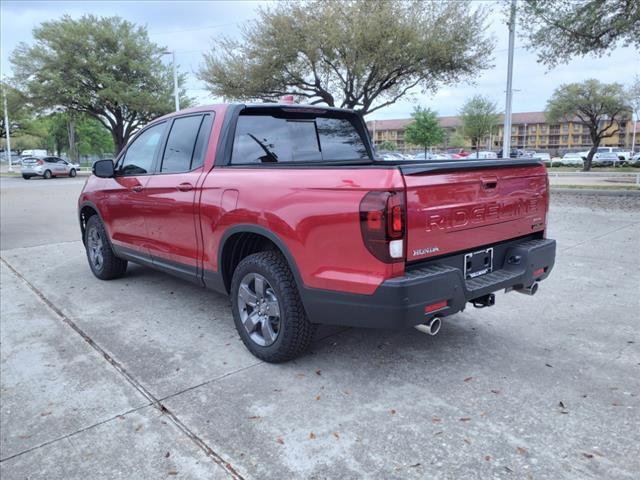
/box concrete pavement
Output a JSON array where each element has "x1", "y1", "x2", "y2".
[{"x1": 1, "y1": 178, "x2": 639, "y2": 479}]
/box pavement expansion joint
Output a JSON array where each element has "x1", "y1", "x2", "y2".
[{"x1": 0, "y1": 256, "x2": 245, "y2": 480}]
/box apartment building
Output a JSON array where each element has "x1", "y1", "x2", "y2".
[{"x1": 367, "y1": 112, "x2": 637, "y2": 153}]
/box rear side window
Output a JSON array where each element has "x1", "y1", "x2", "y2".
[
  {"x1": 161, "y1": 115, "x2": 204, "y2": 173},
  {"x1": 191, "y1": 114, "x2": 213, "y2": 170},
  {"x1": 119, "y1": 122, "x2": 165, "y2": 175},
  {"x1": 231, "y1": 111, "x2": 370, "y2": 164}
]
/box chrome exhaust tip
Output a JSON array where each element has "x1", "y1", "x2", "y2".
[
  {"x1": 516, "y1": 281, "x2": 539, "y2": 296},
  {"x1": 415, "y1": 317, "x2": 442, "y2": 336}
]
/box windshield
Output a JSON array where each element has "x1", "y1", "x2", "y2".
[{"x1": 231, "y1": 108, "x2": 371, "y2": 164}]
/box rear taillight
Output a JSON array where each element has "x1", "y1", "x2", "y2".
[
  {"x1": 36, "y1": 160, "x2": 44, "y2": 165},
  {"x1": 359, "y1": 191, "x2": 405, "y2": 263}
]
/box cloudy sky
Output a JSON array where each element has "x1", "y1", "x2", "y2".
[{"x1": 1, "y1": 0, "x2": 638, "y2": 120}]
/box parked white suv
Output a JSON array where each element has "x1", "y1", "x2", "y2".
[{"x1": 577, "y1": 147, "x2": 631, "y2": 163}]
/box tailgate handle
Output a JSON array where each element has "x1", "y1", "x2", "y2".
[{"x1": 482, "y1": 178, "x2": 498, "y2": 189}]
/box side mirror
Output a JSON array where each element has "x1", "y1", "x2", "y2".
[{"x1": 93, "y1": 159, "x2": 115, "y2": 178}]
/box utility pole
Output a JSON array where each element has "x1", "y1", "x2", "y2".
[
  {"x1": 503, "y1": 0, "x2": 517, "y2": 158},
  {"x1": 164, "y1": 50, "x2": 180, "y2": 111},
  {"x1": 2, "y1": 83, "x2": 12, "y2": 172},
  {"x1": 632, "y1": 111, "x2": 637, "y2": 155}
]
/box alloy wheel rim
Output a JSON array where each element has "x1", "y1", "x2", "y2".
[
  {"x1": 87, "y1": 227, "x2": 104, "y2": 271},
  {"x1": 237, "y1": 273, "x2": 281, "y2": 347}
]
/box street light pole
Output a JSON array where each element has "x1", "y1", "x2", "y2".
[
  {"x1": 2, "y1": 83, "x2": 12, "y2": 172},
  {"x1": 632, "y1": 111, "x2": 637, "y2": 155},
  {"x1": 172, "y1": 51, "x2": 179, "y2": 112},
  {"x1": 163, "y1": 50, "x2": 180, "y2": 112},
  {"x1": 503, "y1": 0, "x2": 517, "y2": 158}
]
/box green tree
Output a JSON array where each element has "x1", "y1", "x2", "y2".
[
  {"x1": 404, "y1": 107, "x2": 446, "y2": 156},
  {"x1": 42, "y1": 113, "x2": 115, "y2": 159},
  {"x1": 76, "y1": 116, "x2": 115, "y2": 158},
  {"x1": 448, "y1": 130, "x2": 467, "y2": 148},
  {"x1": 629, "y1": 76, "x2": 640, "y2": 153},
  {"x1": 377, "y1": 140, "x2": 397, "y2": 151},
  {"x1": 519, "y1": 0, "x2": 640, "y2": 67},
  {"x1": 460, "y1": 96, "x2": 500, "y2": 158},
  {"x1": 11, "y1": 15, "x2": 189, "y2": 154},
  {"x1": 0, "y1": 82, "x2": 32, "y2": 139},
  {"x1": 199, "y1": 0, "x2": 494, "y2": 114},
  {"x1": 546, "y1": 79, "x2": 631, "y2": 171}
]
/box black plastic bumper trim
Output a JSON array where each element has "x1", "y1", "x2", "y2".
[{"x1": 301, "y1": 238, "x2": 556, "y2": 328}]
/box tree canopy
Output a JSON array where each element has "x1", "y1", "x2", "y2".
[
  {"x1": 404, "y1": 107, "x2": 445, "y2": 155},
  {"x1": 199, "y1": 0, "x2": 494, "y2": 114},
  {"x1": 546, "y1": 79, "x2": 631, "y2": 170},
  {"x1": 377, "y1": 140, "x2": 397, "y2": 151},
  {"x1": 519, "y1": 0, "x2": 640, "y2": 67},
  {"x1": 10, "y1": 15, "x2": 189, "y2": 153},
  {"x1": 460, "y1": 95, "x2": 500, "y2": 157},
  {"x1": 0, "y1": 82, "x2": 31, "y2": 139}
]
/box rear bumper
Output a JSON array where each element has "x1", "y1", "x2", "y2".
[{"x1": 302, "y1": 238, "x2": 556, "y2": 328}]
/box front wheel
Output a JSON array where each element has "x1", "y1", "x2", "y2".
[
  {"x1": 231, "y1": 251, "x2": 316, "y2": 362},
  {"x1": 69, "y1": 169, "x2": 77, "y2": 177},
  {"x1": 84, "y1": 215, "x2": 127, "y2": 280}
]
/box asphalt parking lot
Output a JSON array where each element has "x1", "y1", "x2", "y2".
[{"x1": 1, "y1": 175, "x2": 639, "y2": 479}]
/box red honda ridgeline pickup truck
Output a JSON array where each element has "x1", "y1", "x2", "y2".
[{"x1": 79, "y1": 104, "x2": 556, "y2": 362}]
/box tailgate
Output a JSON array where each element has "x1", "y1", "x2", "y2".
[{"x1": 403, "y1": 162, "x2": 548, "y2": 262}]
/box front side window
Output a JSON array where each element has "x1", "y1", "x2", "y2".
[
  {"x1": 231, "y1": 111, "x2": 370, "y2": 164},
  {"x1": 161, "y1": 115, "x2": 203, "y2": 173},
  {"x1": 119, "y1": 122, "x2": 165, "y2": 175}
]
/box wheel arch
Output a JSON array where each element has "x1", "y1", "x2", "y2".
[
  {"x1": 217, "y1": 225, "x2": 304, "y2": 295},
  {"x1": 79, "y1": 201, "x2": 105, "y2": 245}
]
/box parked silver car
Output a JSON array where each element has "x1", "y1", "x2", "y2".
[{"x1": 21, "y1": 156, "x2": 80, "y2": 179}]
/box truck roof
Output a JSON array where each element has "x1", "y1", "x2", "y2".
[{"x1": 153, "y1": 103, "x2": 357, "y2": 123}]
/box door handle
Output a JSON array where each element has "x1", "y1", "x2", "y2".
[
  {"x1": 131, "y1": 185, "x2": 144, "y2": 192},
  {"x1": 482, "y1": 177, "x2": 498, "y2": 189},
  {"x1": 177, "y1": 182, "x2": 193, "y2": 192}
]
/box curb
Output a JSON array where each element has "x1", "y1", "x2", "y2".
[{"x1": 551, "y1": 187, "x2": 640, "y2": 196}]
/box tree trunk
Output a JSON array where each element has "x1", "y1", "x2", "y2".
[
  {"x1": 584, "y1": 130, "x2": 601, "y2": 171},
  {"x1": 111, "y1": 122, "x2": 127, "y2": 156},
  {"x1": 67, "y1": 119, "x2": 77, "y2": 162}
]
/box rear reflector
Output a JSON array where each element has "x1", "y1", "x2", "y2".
[
  {"x1": 533, "y1": 267, "x2": 545, "y2": 277},
  {"x1": 389, "y1": 239, "x2": 404, "y2": 259},
  {"x1": 424, "y1": 300, "x2": 448, "y2": 314}
]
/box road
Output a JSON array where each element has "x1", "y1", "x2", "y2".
[{"x1": 1, "y1": 177, "x2": 639, "y2": 479}]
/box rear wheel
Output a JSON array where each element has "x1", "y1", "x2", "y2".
[
  {"x1": 43, "y1": 170, "x2": 52, "y2": 179},
  {"x1": 69, "y1": 169, "x2": 77, "y2": 177},
  {"x1": 22, "y1": 175, "x2": 31, "y2": 180},
  {"x1": 84, "y1": 215, "x2": 127, "y2": 280},
  {"x1": 231, "y1": 251, "x2": 316, "y2": 362}
]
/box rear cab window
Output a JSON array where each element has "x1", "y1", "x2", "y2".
[{"x1": 230, "y1": 107, "x2": 372, "y2": 165}]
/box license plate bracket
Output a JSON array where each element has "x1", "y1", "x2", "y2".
[{"x1": 464, "y1": 248, "x2": 494, "y2": 279}]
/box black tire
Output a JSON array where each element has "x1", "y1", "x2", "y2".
[
  {"x1": 84, "y1": 215, "x2": 127, "y2": 280},
  {"x1": 43, "y1": 170, "x2": 52, "y2": 179},
  {"x1": 231, "y1": 251, "x2": 316, "y2": 362},
  {"x1": 22, "y1": 175, "x2": 31, "y2": 180},
  {"x1": 69, "y1": 169, "x2": 77, "y2": 177}
]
